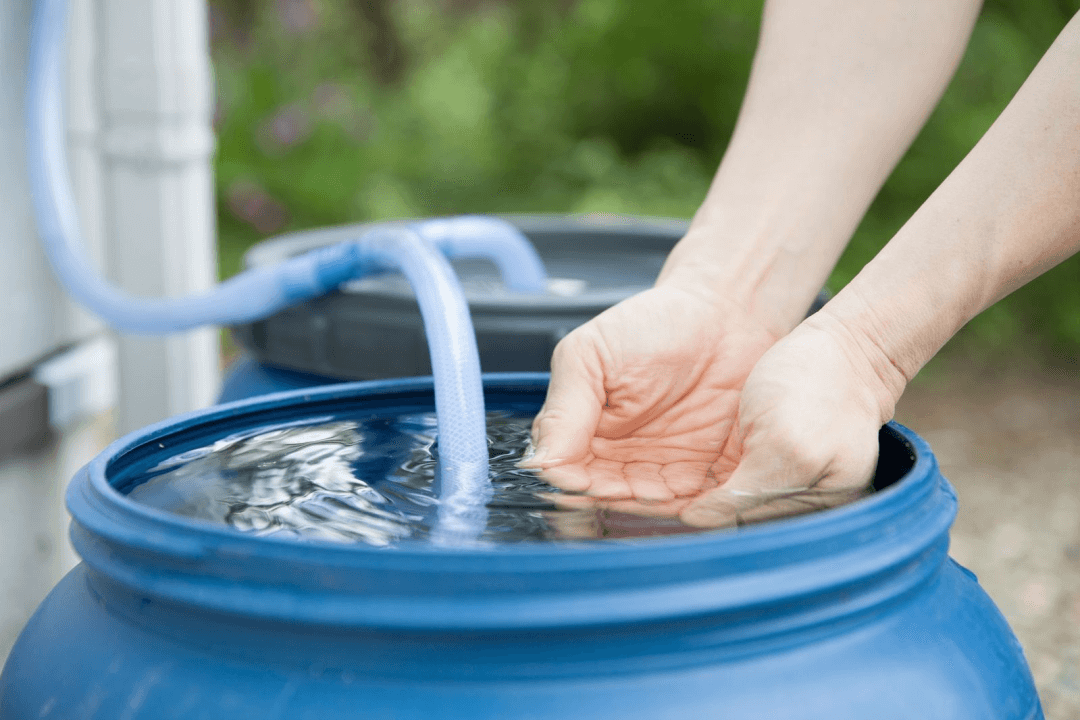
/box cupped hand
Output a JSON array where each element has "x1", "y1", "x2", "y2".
[
  {"x1": 524, "y1": 283, "x2": 778, "y2": 505},
  {"x1": 678, "y1": 315, "x2": 904, "y2": 527},
  {"x1": 527, "y1": 292, "x2": 904, "y2": 529}
]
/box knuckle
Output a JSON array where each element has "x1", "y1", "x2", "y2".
[
  {"x1": 551, "y1": 327, "x2": 588, "y2": 361},
  {"x1": 757, "y1": 421, "x2": 834, "y2": 480}
]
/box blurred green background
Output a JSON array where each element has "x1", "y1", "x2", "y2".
[{"x1": 210, "y1": 0, "x2": 1080, "y2": 366}]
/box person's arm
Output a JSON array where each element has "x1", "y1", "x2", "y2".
[
  {"x1": 681, "y1": 9, "x2": 1080, "y2": 526},
  {"x1": 660, "y1": 0, "x2": 982, "y2": 336},
  {"x1": 822, "y1": 8, "x2": 1080, "y2": 392},
  {"x1": 529, "y1": 0, "x2": 984, "y2": 473}
]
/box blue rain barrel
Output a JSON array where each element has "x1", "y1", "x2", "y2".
[
  {"x1": 221, "y1": 214, "x2": 828, "y2": 403},
  {"x1": 0, "y1": 374, "x2": 1042, "y2": 719}
]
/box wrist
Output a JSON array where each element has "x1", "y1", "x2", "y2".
[
  {"x1": 802, "y1": 290, "x2": 913, "y2": 423},
  {"x1": 657, "y1": 121, "x2": 889, "y2": 332},
  {"x1": 655, "y1": 222, "x2": 835, "y2": 338},
  {"x1": 812, "y1": 185, "x2": 1000, "y2": 389}
]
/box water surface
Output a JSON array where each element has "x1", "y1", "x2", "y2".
[{"x1": 127, "y1": 411, "x2": 866, "y2": 546}]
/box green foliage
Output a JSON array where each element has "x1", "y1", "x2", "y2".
[
  {"x1": 211, "y1": 0, "x2": 1080, "y2": 359},
  {"x1": 837, "y1": 0, "x2": 1080, "y2": 358}
]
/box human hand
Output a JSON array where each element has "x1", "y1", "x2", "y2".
[
  {"x1": 528, "y1": 306, "x2": 903, "y2": 530},
  {"x1": 524, "y1": 283, "x2": 777, "y2": 505},
  {"x1": 677, "y1": 313, "x2": 905, "y2": 527}
]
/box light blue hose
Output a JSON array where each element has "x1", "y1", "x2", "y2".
[
  {"x1": 356, "y1": 229, "x2": 492, "y2": 545},
  {"x1": 415, "y1": 215, "x2": 547, "y2": 294},
  {"x1": 25, "y1": 0, "x2": 545, "y2": 335},
  {"x1": 25, "y1": 0, "x2": 529, "y2": 543}
]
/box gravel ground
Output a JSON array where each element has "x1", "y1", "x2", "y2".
[{"x1": 895, "y1": 360, "x2": 1079, "y2": 720}]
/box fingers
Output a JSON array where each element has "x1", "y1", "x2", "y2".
[
  {"x1": 678, "y1": 322, "x2": 892, "y2": 528},
  {"x1": 660, "y1": 459, "x2": 722, "y2": 497},
  {"x1": 538, "y1": 493, "x2": 693, "y2": 540},
  {"x1": 539, "y1": 490, "x2": 688, "y2": 519},
  {"x1": 680, "y1": 435, "x2": 789, "y2": 528},
  {"x1": 680, "y1": 422, "x2": 879, "y2": 528},
  {"x1": 624, "y1": 462, "x2": 675, "y2": 501},
  {"x1": 526, "y1": 333, "x2": 605, "y2": 467},
  {"x1": 535, "y1": 458, "x2": 710, "y2": 501},
  {"x1": 538, "y1": 461, "x2": 635, "y2": 499},
  {"x1": 534, "y1": 463, "x2": 593, "y2": 493}
]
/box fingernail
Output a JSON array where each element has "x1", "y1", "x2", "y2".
[
  {"x1": 529, "y1": 412, "x2": 546, "y2": 447},
  {"x1": 681, "y1": 506, "x2": 725, "y2": 528},
  {"x1": 518, "y1": 444, "x2": 548, "y2": 467}
]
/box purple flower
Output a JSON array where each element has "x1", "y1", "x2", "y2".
[
  {"x1": 257, "y1": 104, "x2": 313, "y2": 154},
  {"x1": 226, "y1": 179, "x2": 289, "y2": 235}
]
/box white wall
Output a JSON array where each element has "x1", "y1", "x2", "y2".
[
  {"x1": 1, "y1": 0, "x2": 219, "y2": 423},
  {"x1": 0, "y1": 0, "x2": 104, "y2": 377},
  {"x1": 0, "y1": 0, "x2": 218, "y2": 662}
]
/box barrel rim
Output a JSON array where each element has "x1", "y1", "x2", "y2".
[{"x1": 66, "y1": 373, "x2": 956, "y2": 631}]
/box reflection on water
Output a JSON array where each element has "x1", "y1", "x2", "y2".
[{"x1": 126, "y1": 412, "x2": 869, "y2": 546}]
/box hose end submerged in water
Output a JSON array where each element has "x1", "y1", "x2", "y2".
[{"x1": 28, "y1": 0, "x2": 496, "y2": 542}]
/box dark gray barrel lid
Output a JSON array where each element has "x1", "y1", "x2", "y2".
[{"x1": 232, "y1": 214, "x2": 691, "y2": 380}]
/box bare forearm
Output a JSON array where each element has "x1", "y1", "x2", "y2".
[
  {"x1": 660, "y1": 0, "x2": 982, "y2": 335},
  {"x1": 818, "y1": 10, "x2": 1080, "y2": 409}
]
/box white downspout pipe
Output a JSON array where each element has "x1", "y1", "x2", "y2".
[{"x1": 97, "y1": 0, "x2": 219, "y2": 434}]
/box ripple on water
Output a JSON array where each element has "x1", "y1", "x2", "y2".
[{"x1": 126, "y1": 411, "x2": 868, "y2": 546}]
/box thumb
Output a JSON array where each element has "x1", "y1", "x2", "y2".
[
  {"x1": 679, "y1": 434, "x2": 796, "y2": 528},
  {"x1": 526, "y1": 335, "x2": 605, "y2": 467},
  {"x1": 680, "y1": 423, "x2": 876, "y2": 528}
]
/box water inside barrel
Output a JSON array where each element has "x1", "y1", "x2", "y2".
[{"x1": 126, "y1": 412, "x2": 870, "y2": 546}]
